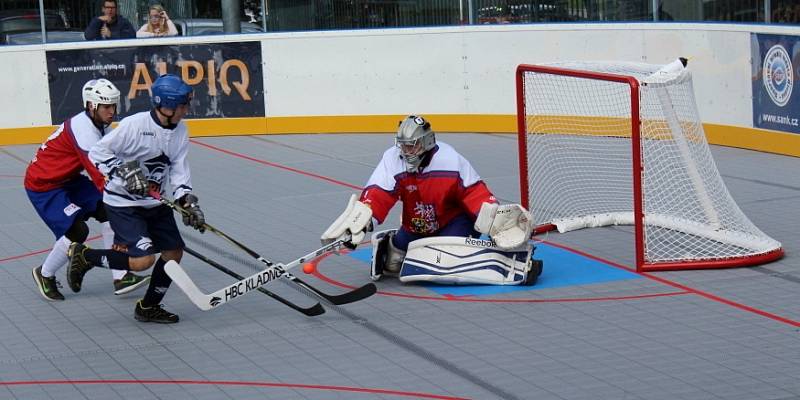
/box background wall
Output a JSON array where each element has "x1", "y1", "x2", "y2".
[{"x1": 0, "y1": 23, "x2": 797, "y2": 155}]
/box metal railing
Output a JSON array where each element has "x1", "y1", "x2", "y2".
[{"x1": 0, "y1": 0, "x2": 797, "y2": 45}]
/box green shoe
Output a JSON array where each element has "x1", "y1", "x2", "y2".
[
  {"x1": 66, "y1": 242, "x2": 93, "y2": 293},
  {"x1": 114, "y1": 272, "x2": 150, "y2": 295},
  {"x1": 32, "y1": 266, "x2": 65, "y2": 301},
  {"x1": 134, "y1": 300, "x2": 179, "y2": 324}
]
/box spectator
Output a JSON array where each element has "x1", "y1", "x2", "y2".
[
  {"x1": 137, "y1": 4, "x2": 178, "y2": 38},
  {"x1": 84, "y1": 0, "x2": 136, "y2": 40}
]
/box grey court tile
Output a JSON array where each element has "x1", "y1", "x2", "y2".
[{"x1": 1, "y1": 134, "x2": 799, "y2": 400}]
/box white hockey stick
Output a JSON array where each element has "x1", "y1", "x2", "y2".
[{"x1": 166, "y1": 237, "x2": 350, "y2": 311}]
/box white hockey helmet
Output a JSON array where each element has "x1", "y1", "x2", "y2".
[
  {"x1": 396, "y1": 115, "x2": 435, "y2": 173},
  {"x1": 82, "y1": 78, "x2": 120, "y2": 111}
]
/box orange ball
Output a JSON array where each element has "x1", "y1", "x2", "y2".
[{"x1": 302, "y1": 262, "x2": 315, "y2": 274}]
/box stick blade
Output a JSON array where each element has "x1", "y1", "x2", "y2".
[
  {"x1": 165, "y1": 260, "x2": 214, "y2": 311},
  {"x1": 325, "y1": 282, "x2": 377, "y2": 305}
]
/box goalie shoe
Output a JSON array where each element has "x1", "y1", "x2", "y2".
[{"x1": 399, "y1": 236, "x2": 541, "y2": 286}]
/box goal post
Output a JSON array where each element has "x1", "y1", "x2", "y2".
[{"x1": 516, "y1": 59, "x2": 784, "y2": 272}]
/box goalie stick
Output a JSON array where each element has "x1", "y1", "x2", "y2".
[
  {"x1": 183, "y1": 246, "x2": 325, "y2": 316},
  {"x1": 154, "y1": 193, "x2": 377, "y2": 306},
  {"x1": 166, "y1": 237, "x2": 350, "y2": 310}
]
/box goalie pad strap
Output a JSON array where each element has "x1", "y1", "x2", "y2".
[{"x1": 399, "y1": 236, "x2": 533, "y2": 285}]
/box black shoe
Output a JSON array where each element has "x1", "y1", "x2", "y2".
[
  {"x1": 134, "y1": 300, "x2": 179, "y2": 324},
  {"x1": 66, "y1": 242, "x2": 93, "y2": 293},
  {"x1": 523, "y1": 259, "x2": 544, "y2": 286},
  {"x1": 114, "y1": 273, "x2": 150, "y2": 295},
  {"x1": 32, "y1": 266, "x2": 65, "y2": 301}
]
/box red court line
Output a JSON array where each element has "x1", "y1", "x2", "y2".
[
  {"x1": 0, "y1": 379, "x2": 469, "y2": 399},
  {"x1": 0, "y1": 235, "x2": 101, "y2": 264},
  {"x1": 191, "y1": 139, "x2": 800, "y2": 328},
  {"x1": 540, "y1": 240, "x2": 800, "y2": 328},
  {"x1": 190, "y1": 139, "x2": 362, "y2": 190}
]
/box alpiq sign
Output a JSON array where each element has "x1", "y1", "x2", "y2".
[{"x1": 46, "y1": 41, "x2": 264, "y2": 124}]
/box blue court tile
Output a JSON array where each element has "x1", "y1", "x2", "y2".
[{"x1": 348, "y1": 242, "x2": 641, "y2": 296}]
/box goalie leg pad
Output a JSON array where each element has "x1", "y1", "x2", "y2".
[
  {"x1": 370, "y1": 230, "x2": 392, "y2": 281},
  {"x1": 370, "y1": 230, "x2": 406, "y2": 280},
  {"x1": 399, "y1": 236, "x2": 534, "y2": 285}
]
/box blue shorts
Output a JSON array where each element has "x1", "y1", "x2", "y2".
[
  {"x1": 26, "y1": 176, "x2": 102, "y2": 239},
  {"x1": 105, "y1": 204, "x2": 184, "y2": 257},
  {"x1": 393, "y1": 213, "x2": 480, "y2": 251}
]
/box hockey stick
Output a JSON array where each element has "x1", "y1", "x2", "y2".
[
  {"x1": 166, "y1": 237, "x2": 349, "y2": 310},
  {"x1": 155, "y1": 194, "x2": 377, "y2": 305},
  {"x1": 183, "y1": 246, "x2": 325, "y2": 316}
]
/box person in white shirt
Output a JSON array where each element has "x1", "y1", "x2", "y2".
[
  {"x1": 136, "y1": 4, "x2": 178, "y2": 38},
  {"x1": 68, "y1": 74, "x2": 205, "y2": 324}
]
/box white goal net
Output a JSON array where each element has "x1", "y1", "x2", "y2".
[{"x1": 516, "y1": 59, "x2": 783, "y2": 271}]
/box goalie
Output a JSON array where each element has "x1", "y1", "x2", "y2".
[{"x1": 321, "y1": 115, "x2": 542, "y2": 286}]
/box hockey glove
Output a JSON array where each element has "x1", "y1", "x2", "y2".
[
  {"x1": 179, "y1": 194, "x2": 205, "y2": 233},
  {"x1": 475, "y1": 202, "x2": 533, "y2": 250},
  {"x1": 115, "y1": 161, "x2": 147, "y2": 196},
  {"x1": 321, "y1": 194, "x2": 373, "y2": 248}
]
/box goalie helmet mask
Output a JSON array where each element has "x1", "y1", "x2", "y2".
[
  {"x1": 82, "y1": 78, "x2": 120, "y2": 111},
  {"x1": 396, "y1": 115, "x2": 435, "y2": 173}
]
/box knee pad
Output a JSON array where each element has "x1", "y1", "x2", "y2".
[
  {"x1": 64, "y1": 220, "x2": 89, "y2": 243},
  {"x1": 370, "y1": 230, "x2": 406, "y2": 281},
  {"x1": 385, "y1": 236, "x2": 406, "y2": 274},
  {"x1": 91, "y1": 201, "x2": 108, "y2": 223}
]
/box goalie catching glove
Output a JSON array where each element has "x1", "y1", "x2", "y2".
[
  {"x1": 321, "y1": 194, "x2": 373, "y2": 248},
  {"x1": 474, "y1": 202, "x2": 533, "y2": 249},
  {"x1": 178, "y1": 194, "x2": 205, "y2": 233}
]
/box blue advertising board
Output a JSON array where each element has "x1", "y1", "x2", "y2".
[
  {"x1": 752, "y1": 33, "x2": 800, "y2": 134},
  {"x1": 46, "y1": 41, "x2": 264, "y2": 124}
]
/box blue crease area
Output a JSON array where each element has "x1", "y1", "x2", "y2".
[{"x1": 347, "y1": 242, "x2": 641, "y2": 296}]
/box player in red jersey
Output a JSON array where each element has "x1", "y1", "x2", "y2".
[
  {"x1": 322, "y1": 115, "x2": 541, "y2": 285},
  {"x1": 26, "y1": 79, "x2": 149, "y2": 301}
]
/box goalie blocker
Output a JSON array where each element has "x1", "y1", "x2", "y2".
[{"x1": 372, "y1": 232, "x2": 542, "y2": 286}]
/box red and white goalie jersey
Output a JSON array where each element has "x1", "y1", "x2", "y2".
[
  {"x1": 360, "y1": 141, "x2": 496, "y2": 234},
  {"x1": 24, "y1": 112, "x2": 107, "y2": 193}
]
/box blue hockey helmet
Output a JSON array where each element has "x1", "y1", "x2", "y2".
[{"x1": 151, "y1": 74, "x2": 192, "y2": 110}]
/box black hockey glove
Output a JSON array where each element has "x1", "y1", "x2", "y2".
[
  {"x1": 179, "y1": 194, "x2": 205, "y2": 233},
  {"x1": 114, "y1": 161, "x2": 147, "y2": 196}
]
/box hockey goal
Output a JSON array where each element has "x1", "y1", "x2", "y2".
[{"x1": 516, "y1": 59, "x2": 783, "y2": 272}]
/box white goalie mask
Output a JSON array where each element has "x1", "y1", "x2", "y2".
[
  {"x1": 396, "y1": 115, "x2": 435, "y2": 173},
  {"x1": 82, "y1": 78, "x2": 120, "y2": 111}
]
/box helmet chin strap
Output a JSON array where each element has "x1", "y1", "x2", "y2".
[
  {"x1": 89, "y1": 105, "x2": 112, "y2": 130},
  {"x1": 156, "y1": 106, "x2": 177, "y2": 126}
]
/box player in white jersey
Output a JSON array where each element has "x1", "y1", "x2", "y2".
[
  {"x1": 27, "y1": 79, "x2": 149, "y2": 301},
  {"x1": 67, "y1": 74, "x2": 206, "y2": 323}
]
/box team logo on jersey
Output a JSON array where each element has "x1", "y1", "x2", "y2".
[
  {"x1": 63, "y1": 203, "x2": 81, "y2": 216},
  {"x1": 763, "y1": 44, "x2": 794, "y2": 107},
  {"x1": 410, "y1": 202, "x2": 439, "y2": 233},
  {"x1": 406, "y1": 184, "x2": 417, "y2": 192},
  {"x1": 136, "y1": 237, "x2": 153, "y2": 251}
]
